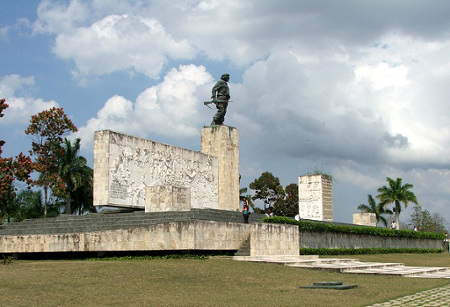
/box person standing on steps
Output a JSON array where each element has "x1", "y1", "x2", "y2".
[{"x1": 242, "y1": 197, "x2": 250, "y2": 223}]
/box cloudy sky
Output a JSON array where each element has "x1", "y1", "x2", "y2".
[{"x1": 2, "y1": 0, "x2": 450, "y2": 226}]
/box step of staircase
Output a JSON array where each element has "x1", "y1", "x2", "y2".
[
  {"x1": 286, "y1": 260, "x2": 404, "y2": 272},
  {"x1": 346, "y1": 265, "x2": 450, "y2": 277},
  {"x1": 0, "y1": 209, "x2": 266, "y2": 236},
  {"x1": 234, "y1": 236, "x2": 251, "y2": 256},
  {"x1": 232, "y1": 255, "x2": 450, "y2": 279}
]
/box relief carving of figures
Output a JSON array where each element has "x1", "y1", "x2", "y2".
[{"x1": 108, "y1": 133, "x2": 218, "y2": 208}]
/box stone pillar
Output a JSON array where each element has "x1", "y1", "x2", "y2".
[
  {"x1": 298, "y1": 174, "x2": 333, "y2": 222},
  {"x1": 93, "y1": 130, "x2": 111, "y2": 207},
  {"x1": 201, "y1": 125, "x2": 239, "y2": 211}
]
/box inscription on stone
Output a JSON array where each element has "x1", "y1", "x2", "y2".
[{"x1": 298, "y1": 174, "x2": 333, "y2": 221}]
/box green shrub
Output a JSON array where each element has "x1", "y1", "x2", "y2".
[
  {"x1": 300, "y1": 247, "x2": 444, "y2": 255},
  {"x1": 2, "y1": 255, "x2": 13, "y2": 265},
  {"x1": 261, "y1": 216, "x2": 445, "y2": 240}
]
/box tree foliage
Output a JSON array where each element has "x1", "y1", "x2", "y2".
[
  {"x1": 357, "y1": 194, "x2": 393, "y2": 227},
  {"x1": 410, "y1": 203, "x2": 447, "y2": 233},
  {"x1": 249, "y1": 172, "x2": 285, "y2": 211},
  {"x1": 273, "y1": 183, "x2": 298, "y2": 217},
  {"x1": 376, "y1": 177, "x2": 418, "y2": 230},
  {"x1": 0, "y1": 99, "x2": 33, "y2": 223},
  {"x1": 56, "y1": 138, "x2": 93, "y2": 214},
  {"x1": 25, "y1": 107, "x2": 77, "y2": 216},
  {"x1": 247, "y1": 172, "x2": 300, "y2": 217}
]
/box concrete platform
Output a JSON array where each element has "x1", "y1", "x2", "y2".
[
  {"x1": 232, "y1": 255, "x2": 450, "y2": 279},
  {"x1": 0, "y1": 210, "x2": 299, "y2": 257}
]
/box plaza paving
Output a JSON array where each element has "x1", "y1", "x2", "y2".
[{"x1": 367, "y1": 283, "x2": 450, "y2": 306}]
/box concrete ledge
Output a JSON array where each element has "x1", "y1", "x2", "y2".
[{"x1": 0, "y1": 220, "x2": 299, "y2": 256}]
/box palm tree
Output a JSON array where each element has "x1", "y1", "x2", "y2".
[
  {"x1": 357, "y1": 194, "x2": 393, "y2": 227},
  {"x1": 57, "y1": 138, "x2": 92, "y2": 214},
  {"x1": 376, "y1": 177, "x2": 418, "y2": 230}
]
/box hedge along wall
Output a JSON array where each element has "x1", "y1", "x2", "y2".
[
  {"x1": 299, "y1": 230, "x2": 442, "y2": 249},
  {"x1": 262, "y1": 217, "x2": 445, "y2": 250}
]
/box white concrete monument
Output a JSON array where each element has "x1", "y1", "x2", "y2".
[
  {"x1": 298, "y1": 174, "x2": 333, "y2": 222},
  {"x1": 94, "y1": 126, "x2": 240, "y2": 212},
  {"x1": 94, "y1": 130, "x2": 219, "y2": 212}
]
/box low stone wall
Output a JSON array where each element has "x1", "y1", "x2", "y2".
[
  {"x1": 251, "y1": 223, "x2": 299, "y2": 256},
  {"x1": 300, "y1": 230, "x2": 443, "y2": 250},
  {"x1": 0, "y1": 221, "x2": 299, "y2": 256}
]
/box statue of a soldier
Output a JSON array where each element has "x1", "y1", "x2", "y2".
[{"x1": 210, "y1": 73, "x2": 230, "y2": 125}]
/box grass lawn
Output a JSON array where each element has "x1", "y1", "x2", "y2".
[{"x1": 0, "y1": 254, "x2": 449, "y2": 307}]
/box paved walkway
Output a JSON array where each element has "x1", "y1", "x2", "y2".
[{"x1": 367, "y1": 283, "x2": 450, "y2": 306}]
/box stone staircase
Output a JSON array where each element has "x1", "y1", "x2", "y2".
[
  {"x1": 232, "y1": 255, "x2": 450, "y2": 279},
  {"x1": 234, "y1": 236, "x2": 251, "y2": 256},
  {"x1": 0, "y1": 209, "x2": 266, "y2": 236}
]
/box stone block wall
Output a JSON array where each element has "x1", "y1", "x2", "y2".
[
  {"x1": 298, "y1": 174, "x2": 333, "y2": 222},
  {"x1": 353, "y1": 212, "x2": 377, "y2": 226},
  {"x1": 250, "y1": 223, "x2": 299, "y2": 256},
  {"x1": 145, "y1": 186, "x2": 191, "y2": 212},
  {"x1": 0, "y1": 221, "x2": 299, "y2": 256},
  {"x1": 94, "y1": 130, "x2": 219, "y2": 210}
]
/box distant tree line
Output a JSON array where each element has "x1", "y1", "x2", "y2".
[
  {"x1": 357, "y1": 177, "x2": 447, "y2": 233},
  {"x1": 1, "y1": 99, "x2": 95, "y2": 224}
]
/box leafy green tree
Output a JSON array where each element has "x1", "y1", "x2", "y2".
[
  {"x1": 56, "y1": 138, "x2": 92, "y2": 215},
  {"x1": 357, "y1": 194, "x2": 393, "y2": 227},
  {"x1": 249, "y1": 172, "x2": 285, "y2": 211},
  {"x1": 273, "y1": 183, "x2": 298, "y2": 217},
  {"x1": 25, "y1": 107, "x2": 77, "y2": 217},
  {"x1": 377, "y1": 177, "x2": 418, "y2": 230},
  {"x1": 11, "y1": 190, "x2": 44, "y2": 222},
  {"x1": 410, "y1": 203, "x2": 448, "y2": 233},
  {"x1": 71, "y1": 179, "x2": 95, "y2": 215},
  {"x1": 431, "y1": 213, "x2": 448, "y2": 234}
]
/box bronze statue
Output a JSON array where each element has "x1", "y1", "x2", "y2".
[{"x1": 206, "y1": 73, "x2": 230, "y2": 125}]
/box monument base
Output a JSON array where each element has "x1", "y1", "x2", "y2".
[
  {"x1": 0, "y1": 210, "x2": 298, "y2": 257},
  {"x1": 201, "y1": 125, "x2": 239, "y2": 211}
]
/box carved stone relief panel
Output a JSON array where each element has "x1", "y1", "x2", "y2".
[{"x1": 99, "y1": 130, "x2": 219, "y2": 209}]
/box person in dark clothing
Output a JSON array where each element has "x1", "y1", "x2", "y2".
[
  {"x1": 211, "y1": 73, "x2": 230, "y2": 125},
  {"x1": 242, "y1": 197, "x2": 250, "y2": 223}
]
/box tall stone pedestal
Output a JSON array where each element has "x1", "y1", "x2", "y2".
[
  {"x1": 201, "y1": 125, "x2": 239, "y2": 211},
  {"x1": 298, "y1": 174, "x2": 333, "y2": 222}
]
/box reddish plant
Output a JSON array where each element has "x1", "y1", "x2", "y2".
[
  {"x1": 0, "y1": 99, "x2": 33, "y2": 222},
  {"x1": 25, "y1": 107, "x2": 77, "y2": 216}
]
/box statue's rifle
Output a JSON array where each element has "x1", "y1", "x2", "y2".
[{"x1": 203, "y1": 100, "x2": 233, "y2": 109}]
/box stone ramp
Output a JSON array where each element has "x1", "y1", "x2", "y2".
[
  {"x1": 0, "y1": 209, "x2": 265, "y2": 236},
  {"x1": 232, "y1": 255, "x2": 450, "y2": 279}
]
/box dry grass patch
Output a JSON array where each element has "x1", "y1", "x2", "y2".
[{"x1": 0, "y1": 255, "x2": 449, "y2": 306}]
